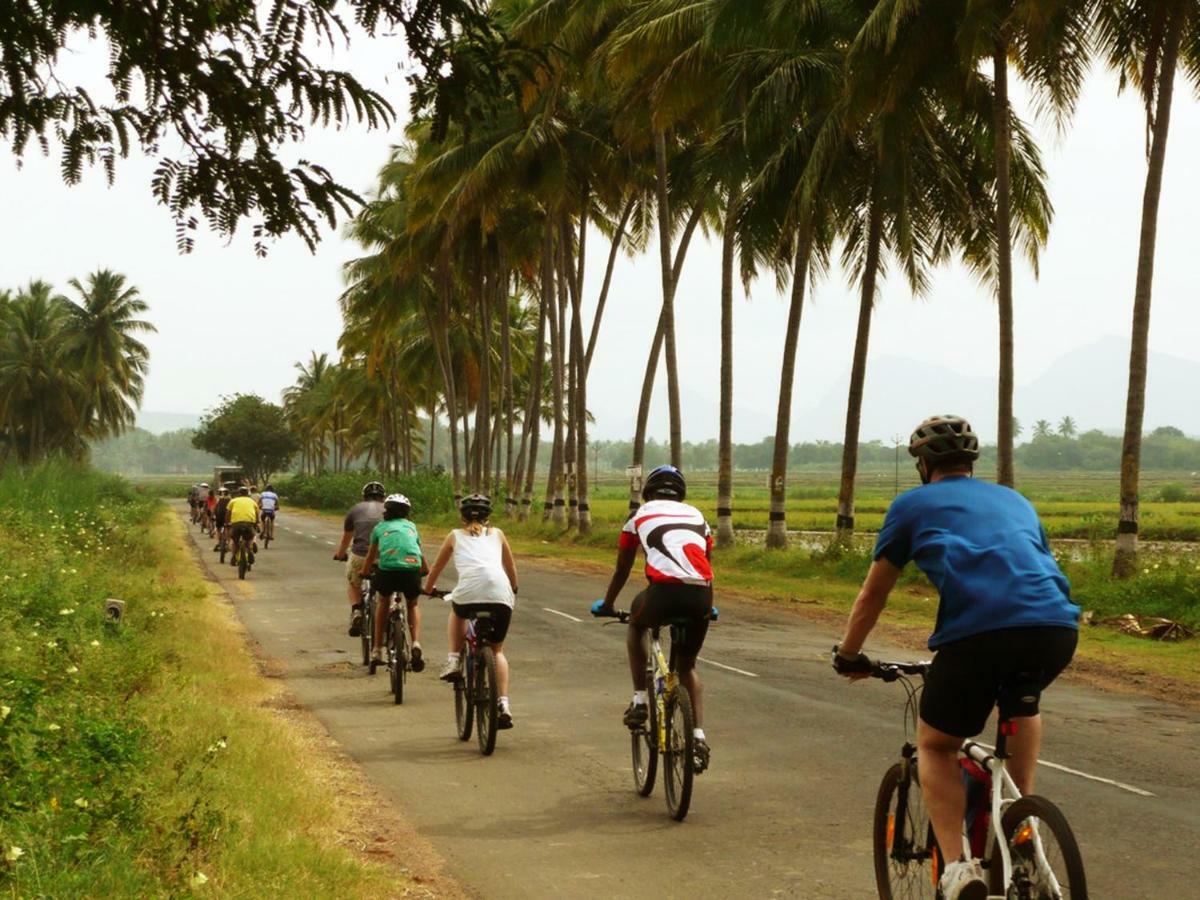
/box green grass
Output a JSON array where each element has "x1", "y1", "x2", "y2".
[{"x1": 0, "y1": 463, "x2": 405, "y2": 895}]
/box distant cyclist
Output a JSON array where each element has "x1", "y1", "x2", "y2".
[
  {"x1": 359, "y1": 494, "x2": 427, "y2": 670},
  {"x1": 226, "y1": 486, "x2": 259, "y2": 566},
  {"x1": 424, "y1": 494, "x2": 518, "y2": 729},
  {"x1": 212, "y1": 487, "x2": 231, "y2": 550},
  {"x1": 832, "y1": 415, "x2": 1080, "y2": 900},
  {"x1": 333, "y1": 481, "x2": 386, "y2": 638},
  {"x1": 592, "y1": 464, "x2": 714, "y2": 771},
  {"x1": 259, "y1": 483, "x2": 279, "y2": 542}
]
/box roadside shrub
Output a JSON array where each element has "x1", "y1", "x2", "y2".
[
  {"x1": 279, "y1": 469, "x2": 455, "y2": 516},
  {"x1": 1157, "y1": 483, "x2": 1193, "y2": 503},
  {"x1": 1065, "y1": 554, "x2": 1200, "y2": 628}
]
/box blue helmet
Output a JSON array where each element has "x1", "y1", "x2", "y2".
[{"x1": 642, "y1": 465, "x2": 686, "y2": 501}]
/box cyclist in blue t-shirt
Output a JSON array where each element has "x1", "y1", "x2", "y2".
[{"x1": 832, "y1": 415, "x2": 1079, "y2": 900}]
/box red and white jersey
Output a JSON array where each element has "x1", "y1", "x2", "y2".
[{"x1": 620, "y1": 499, "x2": 713, "y2": 585}]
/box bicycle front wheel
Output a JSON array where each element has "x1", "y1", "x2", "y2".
[
  {"x1": 663, "y1": 686, "x2": 695, "y2": 821},
  {"x1": 874, "y1": 760, "x2": 938, "y2": 899},
  {"x1": 992, "y1": 794, "x2": 1087, "y2": 899},
  {"x1": 455, "y1": 655, "x2": 473, "y2": 741},
  {"x1": 475, "y1": 646, "x2": 499, "y2": 756},
  {"x1": 632, "y1": 666, "x2": 658, "y2": 797}
]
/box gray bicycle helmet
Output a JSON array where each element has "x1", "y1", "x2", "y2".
[
  {"x1": 908, "y1": 415, "x2": 980, "y2": 462},
  {"x1": 460, "y1": 493, "x2": 492, "y2": 521},
  {"x1": 642, "y1": 465, "x2": 687, "y2": 501},
  {"x1": 362, "y1": 481, "x2": 386, "y2": 500}
]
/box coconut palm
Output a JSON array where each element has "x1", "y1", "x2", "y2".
[
  {"x1": 1100, "y1": 0, "x2": 1200, "y2": 575},
  {"x1": 1058, "y1": 415, "x2": 1077, "y2": 437},
  {"x1": 64, "y1": 269, "x2": 156, "y2": 440}
]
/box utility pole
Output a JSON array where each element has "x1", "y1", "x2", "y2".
[{"x1": 893, "y1": 433, "x2": 903, "y2": 497}]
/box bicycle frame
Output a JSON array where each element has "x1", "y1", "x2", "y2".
[
  {"x1": 879, "y1": 663, "x2": 1064, "y2": 899},
  {"x1": 646, "y1": 631, "x2": 675, "y2": 753}
]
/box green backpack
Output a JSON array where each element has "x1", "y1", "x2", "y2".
[{"x1": 375, "y1": 519, "x2": 422, "y2": 570}]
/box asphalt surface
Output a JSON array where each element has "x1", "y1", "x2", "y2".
[{"x1": 177, "y1": 503, "x2": 1200, "y2": 898}]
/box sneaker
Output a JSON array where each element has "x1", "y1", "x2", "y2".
[
  {"x1": 370, "y1": 649, "x2": 383, "y2": 664},
  {"x1": 498, "y1": 710, "x2": 514, "y2": 729},
  {"x1": 938, "y1": 859, "x2": 988, "y2": 900},
  {"x1": 348, "y1": 608, "x2": 364, "y2": 638},
  {"x1": 410, "y1": 644, "x2": 425, "y2": 673},
  {"x1": 692, "y1": 738, "x2": 711, "y2": 774},
  {"x1": 439, "y1": 659, "x2": 463, "y2": 683},
  {"x1": 623, "y1": 702, "x2": 648, "y2": 729}
]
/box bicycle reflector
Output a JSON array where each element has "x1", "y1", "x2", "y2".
[
  {"x1": 1015, "y1": 823, "x2": 1035, "y2": 845},
  {"x1": 886, "y1": 814, "x2": 895, "y2": 850}
]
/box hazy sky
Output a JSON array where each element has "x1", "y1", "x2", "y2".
[{"x1": 2, "y1": 29, "x2": 1198, "y2": 444}]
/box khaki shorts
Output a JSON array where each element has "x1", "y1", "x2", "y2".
[{"x1": 346, "y1": 553, "x2": 368, "y2": 589}]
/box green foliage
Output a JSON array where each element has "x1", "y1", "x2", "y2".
[
  {"x1": 0, "y1": 273, "x2": 152, "y2": 464},
  {"x1": 1157, "y1": 483, "x2": 1193, "y2": 503},
  {"x1": 192, "y1": 395, "x2": 297, "y2": 484},
  {"x1": 278, "y1": 469, "x2": 455, "y2": 516},
  {"x1": 1065, "y1": 555, "x2": 1200, "y2": 628},
  {"x1": 91, "y1": 427, "x2": 223, "y2": 475}
]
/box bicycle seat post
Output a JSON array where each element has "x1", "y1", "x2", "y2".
[{"x1": 994, "y1": 717, "x2": 1016, "y2": 760}]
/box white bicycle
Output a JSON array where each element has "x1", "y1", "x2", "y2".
[{"x1": 867, "y1": 659, "x2": 1088, "y2": 899}]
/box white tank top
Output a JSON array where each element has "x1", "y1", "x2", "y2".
[{"x1": 448, "y1": 528, "x2": 515, "y2": 609}]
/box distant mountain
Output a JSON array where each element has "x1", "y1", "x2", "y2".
[
  {"x1": 136, "y1": 411, "x2": 199, "y2": 434},
  {"x1": 792, "y1": 337, "x2": 1200, "y2": 443}
]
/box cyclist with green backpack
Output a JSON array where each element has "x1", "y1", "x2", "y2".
[{"x1": 359, "y1": 494, "x2": 428, "y2": 671}]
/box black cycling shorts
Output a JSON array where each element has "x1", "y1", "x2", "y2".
[
  {"x1": 230, "y1": 522, "x2": 256, "y2": 544},
  {"x1": 261, "y1": 510, "x2": 276, "y2": 519},
  {"x1": 214, "y1": 515, "x2": 227, "y2": 529},
  {"x1": 452, "y1": 602, "x2": 512, "y2": 644},
  {"x1": 920, "y1": 626, "x2": 1078, "y2": 738},
  {"x1": 373, "y1": 568, "x2": 421, "y2": 601},
  {"x1": 629, "y1": 582, "x2": 713, "y2": 659}
]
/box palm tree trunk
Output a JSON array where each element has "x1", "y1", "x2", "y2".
[
  {"x1": 559, "y1": 234, "x2": 579, "y2": 528},
  {"x1": 561, "y1": 217, "x2": 591, "y2": 535},
  {"x1": 654, "y1": 129, "x2": 684, "y2": 466},
  {"x1": 542, "y1": 227, "x2": 566, "y2": 525},
  {"x1": 717, "y1": 189, "x2": 741, "y2": 548},
  {"x1": 628, "y1": 201, "x2": 706, "y2": 511},
  {"x1": 519, "y1": 283, "x2": 548, "y2": 521},
  {"x1": 1114, "y1": 10, "x2": 1184, "y2": 577},
  {"x1": 585, "y1": 195, "x2": 635, "y2": 373},
  {"x1": 501, "y1": 274, "x2": 515, "y2": 515},
  {"x1": 766, "y1": 227, "x2": 813, "y2": 550},
  {"x1": 475, "y1": 251, "x2": 492, "y2": 496},
  {"x1": 428, "y1": 405, "x2": 436, "y2": 469},
  {"x1": 994, "y1": 39, "x2": 1016, "y2": 489},
  {"x1": 836, "y1": 198, "x2": 884, "y2": 544},
  {"x1": 423, "y1": 284, "x2": 461, "y2": 501}
]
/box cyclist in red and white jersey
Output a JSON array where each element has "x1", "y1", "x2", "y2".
[{"x1": 593, "y1": 465, "x2": 715, "y2": 770}]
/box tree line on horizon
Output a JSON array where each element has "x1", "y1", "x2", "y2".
[{"x1": 276, "y1": 0, "x2": 1196, "y2": 577}]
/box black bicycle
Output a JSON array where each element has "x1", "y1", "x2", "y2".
[
  {"x1": 359, "y1": 574, "x2": 376, "y2": 667},
  {"x1": 369, "y1": 585, "x2": 416, "y2": 705},
  {"x1": 431, "y1": 590, "x2": 503, "y2": 756},
  {"x1": 866, "y1": 659, "x2": 1087, "y2": 899}
]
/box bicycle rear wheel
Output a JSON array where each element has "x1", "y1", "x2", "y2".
[
  {"x1": 991, "y1": 794, "x2": 1087, "y2": 899},
  {"x1": 874, "y1": 760, "x2": 938, "y2": 899},
  {"x1": 391, "y1": 624, "x2": 406, "y2": 705},
  {"x1": 237, "y1": 545, "x2": 248, "y2": 580},
  {"x1": 219, "y1": 541, "x2": 227, "y2": 564},
  {"x1": 360, "y1": 601, "x2": 372, "y2": 667},
  {"x1": 632, "y1": 665, "x2": 658, "y2": 797},
  {"x1": 455, "y1": 654, "x2": 473, "y2": 741},
  {"x1": 663, "y1": 686, "x2": 695, "y2": 821},
  {"x1": 474, "y1": 646, "x2": 499, "y2": 756}
]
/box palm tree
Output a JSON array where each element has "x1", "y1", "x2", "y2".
[
  {"x1": 1100, "y1": 0, "x2": 1200, "y2": 575},
  {"x1": 1057, "y1": 415, "x2": 1077, "y2": 438},
  {"x1": 1033, "y1": 418, "x2": 1053, "y2": 438},
  {"x1": 64, "y1": 270, "x2": 155, "y2": 440}
]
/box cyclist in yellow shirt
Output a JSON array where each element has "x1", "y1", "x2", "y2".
[{"x1": 227, "y1": 487, "x2": 259, "y2": 567}]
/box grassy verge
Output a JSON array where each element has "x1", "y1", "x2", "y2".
[{"x1": 0, "y1": 464, "x2": 412, "y2": 895}]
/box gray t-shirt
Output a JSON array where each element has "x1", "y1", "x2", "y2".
[{"x1": 344, "y1": 500, "x2": 384, "y2": 556}]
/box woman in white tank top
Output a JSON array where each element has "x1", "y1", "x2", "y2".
[{"x1": 423, "y1": 495, "x2": 519, "y2": 728}]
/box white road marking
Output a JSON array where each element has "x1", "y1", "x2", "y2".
[
  {"x1": 325, "y1": 540, "x2": 336, "y2": 545},
  {"x1": 309, "y1": 534, "x2": 320, "y2": 540},
  {"x1": 977, "y1": 742, "x2": 1154, "y2": 797},
  {"x1": 698, "y1": 657, "x2": 759, "y2": 678},
  {"x1": 543, "y1": 607, "x2": 583, "y2": 623}
]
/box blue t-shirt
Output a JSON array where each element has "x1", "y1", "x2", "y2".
[{"x1": 873, "y1": 477, "x2": 1079, "y2": 649}]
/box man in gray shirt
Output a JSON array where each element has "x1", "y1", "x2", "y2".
[{"x1": 333, "y1": 481, "x2": 386, "y2": 637}]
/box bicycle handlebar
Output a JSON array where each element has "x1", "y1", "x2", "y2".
[
  {"x1": 869, "y1": 660, "x2": 932, "y2": 682},
  {"x1": 423, "y1": 588, "x2": 450, "y2": 599}
]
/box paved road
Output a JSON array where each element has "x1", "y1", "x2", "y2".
[{"x1": 178, "y1": 504, "x2": 1200, "y2": 898}]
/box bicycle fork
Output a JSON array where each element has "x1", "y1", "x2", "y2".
[{"x1": 651, "y1": 640, "x2": 673, "y2": 753}]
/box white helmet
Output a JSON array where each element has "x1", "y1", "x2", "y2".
[
  {"x1": 384, "y1": 493, "x2": 411, "y2": 511},
  {"x1": 200, "y1": 482, "x2": 209, "y2": 488}
]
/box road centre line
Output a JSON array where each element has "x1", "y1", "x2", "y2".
[
  {"x1": 543, "y1": 607, "x2": 583, "y2": 623},
  {"x1": 976, "y1": 742, "x2": 1155, "y2": 797},
  {"x1": 699, "y1": 657, "x2": 759, "y2": 678}
]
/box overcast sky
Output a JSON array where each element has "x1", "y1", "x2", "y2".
[{"x1": 1, "y1": 29, "x2": 1198, "y2": 444}]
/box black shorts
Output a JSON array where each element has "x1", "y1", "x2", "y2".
[
  {"x1": 214, "y1": 515, "x2": 227, "y2": 529},
  {"x1": 230, "y1": 522, "x2": 256, "y2": 544},
  {"x1": 261, "y1": 509, "x2": 276, "y2": 519},
  {"x1": 629, "y1": 582, "x2": 713, "y2": 659},
  {"x1": 452, "y1": 603, "x2": 512, "y2": 644},
  {"x1": 373, "y1": 568, "x2": 421, "y2": 601},
  {"x1": 921, "y1": 626, "x2": 1078, "y2": 738}
]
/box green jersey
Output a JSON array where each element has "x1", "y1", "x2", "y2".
[{"x1": 370, "y1": 519, "x2": 423, "y2": 571}]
